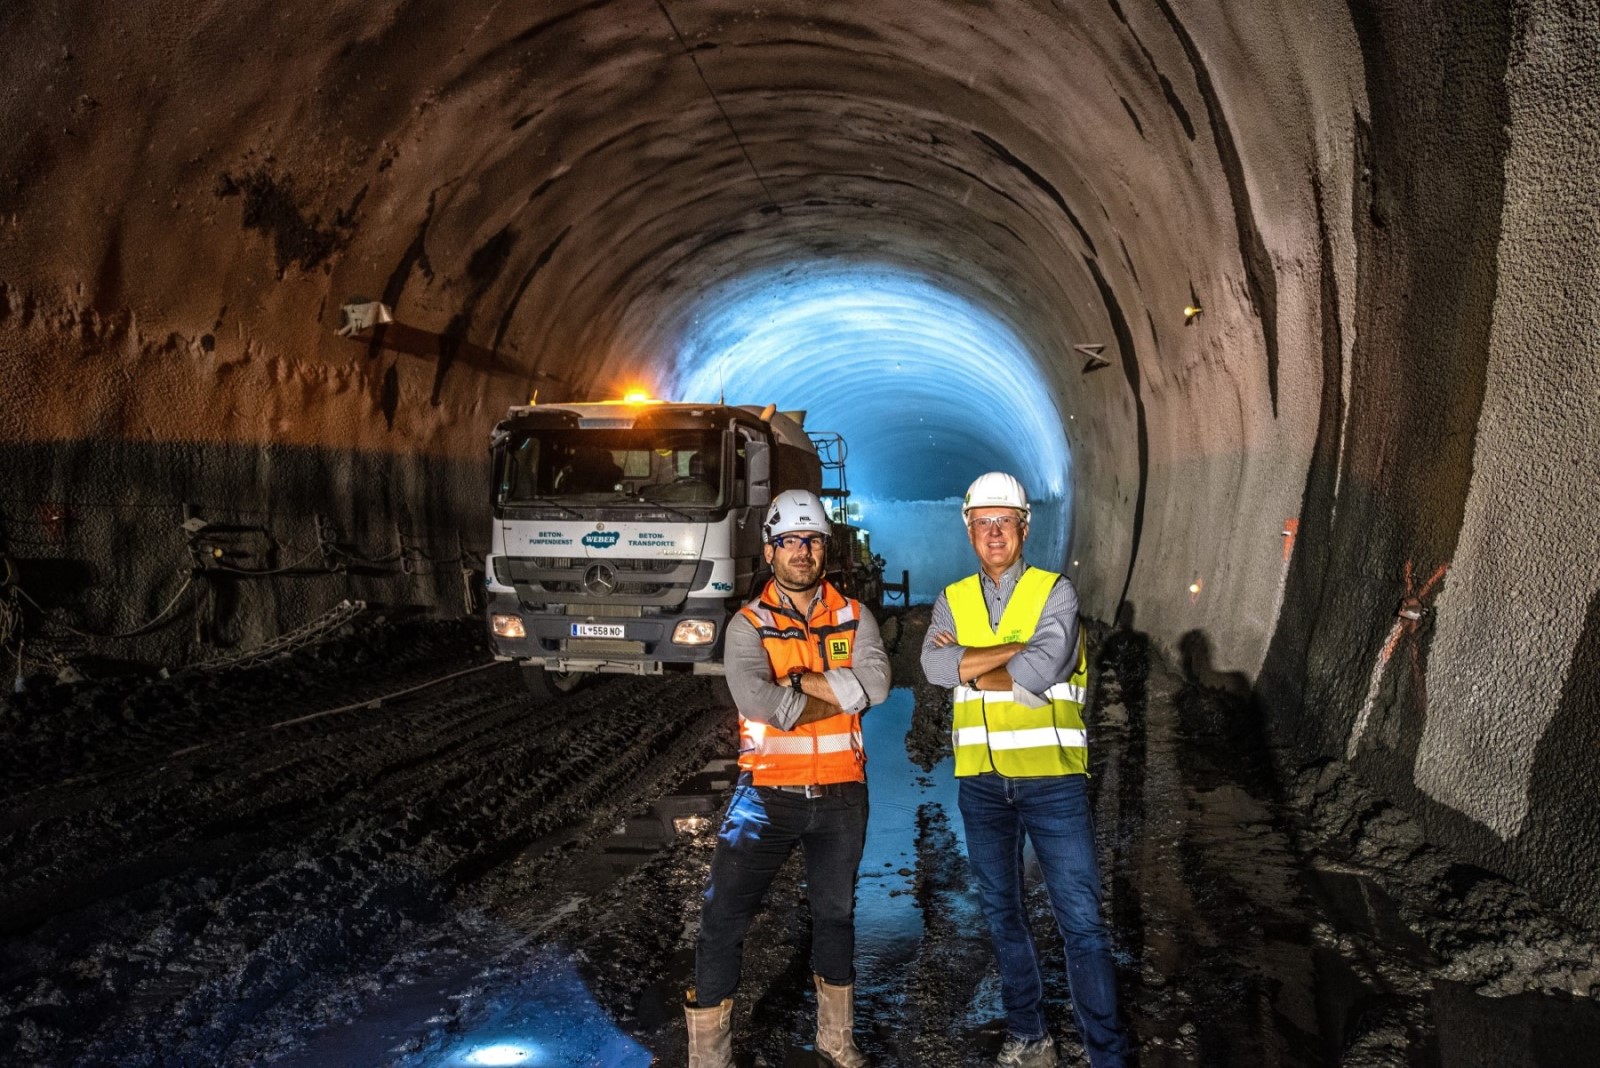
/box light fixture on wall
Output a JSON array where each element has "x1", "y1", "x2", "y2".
[
  {"x1": 336, "y1": 300, "x2": 393, "y2": 337},
  {"x1": 1183, "y1": 304, "x2": 1203, "y2": 325}
]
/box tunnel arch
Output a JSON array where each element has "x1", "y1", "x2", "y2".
[
  {"x1": 661, "y1": 262, "x2": 1073, "y2": 598},
  {"x1": 2, "y1": 1, "x2": 1598, "y2": 930}
]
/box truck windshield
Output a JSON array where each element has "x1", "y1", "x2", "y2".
[{"x1": 495, "y1": 428, "x2": 725, "y2": 508}]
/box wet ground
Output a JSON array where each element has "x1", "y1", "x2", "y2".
[{"x1": 3, "y1": 609, "x2": 1600, "y2": 1066}]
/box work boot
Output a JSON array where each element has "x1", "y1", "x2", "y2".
[
  {"x1": 995, "y1": 1032, "x2": 1056, "y2": 1067},
  {"x1": 684, "y1": 993, "x2": 734, "y2": 1068},
  {"x1": 813, "y1": 974, "x2": 872, "y2": 1067}
]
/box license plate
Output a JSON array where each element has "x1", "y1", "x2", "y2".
[{"x1": 570, "y1": 623, "x2": 625, "y2": 638}]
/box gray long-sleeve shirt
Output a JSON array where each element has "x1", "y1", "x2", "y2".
[
  {"x1": 919, "y1": 560, "x2": 1079, "y2": 705},
  {"x1": 724, "y1": 584, "x2": 892, "y2": 730}
]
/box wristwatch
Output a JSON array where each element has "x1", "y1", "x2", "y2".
[{"x1": 789, "y1": 670, "x2": 805, "y2": 693}]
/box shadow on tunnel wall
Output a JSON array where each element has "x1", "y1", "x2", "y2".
[
  {"x1": 1518, "y1": 587, "x2": 1600, "y2": 923},
  {"x1": 1177, "y1": 630, "x2": 1250, "y2": 703},
  {"x1": 0, "y1": 439, "x2": 489, "y2": 671}
]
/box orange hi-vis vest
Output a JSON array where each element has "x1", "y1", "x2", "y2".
[{"x1": 736, "y1": 579, "x2": 867, "y2": 787}]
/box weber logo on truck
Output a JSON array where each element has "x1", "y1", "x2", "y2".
[{"x1": 582, "y1": 530, "x2": 621, "y2": 549}]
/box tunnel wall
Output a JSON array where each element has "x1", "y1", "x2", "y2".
[
  {"x1": 1254, "y1": 0, "x2": 1600, "y2": 927},
  {"x1": 0, "y1": 276, "x2": 494, "y2": 668},
  {"x1": 0, "y1": 424, "x2": 487, "y2": 672}
]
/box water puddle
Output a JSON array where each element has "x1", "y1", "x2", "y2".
[
  {"x1": 412, "y1": 947, "x2": 655, "y2": 1068},
  {"x1": 557, "y1": 759, "x2": 735, "y2": 894},
  {"x1": 855, "y1": 688, "x2": 961, "y2": 978}
]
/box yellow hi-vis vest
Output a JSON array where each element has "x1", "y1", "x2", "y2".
[{"x1": 947, "y1": 566, "x2": 1090, "y2": 778}]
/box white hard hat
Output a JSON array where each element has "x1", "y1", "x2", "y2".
[
  {"x1": 764, "y1": 489, "x2": 830, "y2": 541},
  {"x1": 962, "y1": 472, "x2": 1030, "y2": 523}
]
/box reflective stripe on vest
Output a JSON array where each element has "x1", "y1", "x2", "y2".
[
  {"x1": 952, "y1": 725, "x2": 1088, "y2": 750},
  {"x1": 737, "y1": 579, "x2": 866, "y2": 786},
  {"x1": 947, "y1": 567, "x2": 1090, "y2": 779}
]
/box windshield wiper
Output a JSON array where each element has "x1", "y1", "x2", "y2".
[
  {"x1": 503, "y1": 497, "x2": 582, "y2": 517},
  {"x1": 612, "y1": 491, "x2": 696, "y2": 522}
]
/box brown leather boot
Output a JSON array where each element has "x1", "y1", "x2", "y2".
[
  {"x1": 814, "y1": 974, "x2": 872, "y2": 1067},
  {"x1": 684, "y1": 993, "x2": 734, "y2": 1068}
]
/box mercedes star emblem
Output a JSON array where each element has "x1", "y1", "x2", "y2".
[{"x1": 584, "y1": 562, "x2": 618, "y2": 596}]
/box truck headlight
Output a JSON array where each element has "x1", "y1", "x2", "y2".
[
  {"x1": 672, "y1": 619, "x2": 716, "y2": 646},
  {"x1": 491, "y1": 614, "x2": 527, "y2": 638}
]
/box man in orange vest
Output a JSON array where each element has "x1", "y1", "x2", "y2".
[{"x1": 685, "y1": 489, "x2": 891, "y2": 1068}]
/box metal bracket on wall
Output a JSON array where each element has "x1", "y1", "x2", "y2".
[
  {"x1": 397, "y1": 523, "x2": 415, "y2": 576},
  {"x1": 315, "y1": 514, "x2": 344, "y2": 571},
  {"x1": 1075, "y1": 342, "x2": 1111, "y2": 373}
]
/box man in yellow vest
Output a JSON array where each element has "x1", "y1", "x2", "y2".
[
  {"x1": 920, "y1": 472, "x2": 1127, "y2": 1068},
  {"x1": 685, "y1": 489, "x2": 891, "y2": 1068}
]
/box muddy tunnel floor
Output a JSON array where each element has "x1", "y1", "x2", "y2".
[{"x1": 3, "y1": 610, "x2": 1600, "y2": 1067}]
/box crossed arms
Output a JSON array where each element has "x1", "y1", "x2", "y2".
[{"x1": 919, "y1": 575, "x2": 1080, "y2": 701}]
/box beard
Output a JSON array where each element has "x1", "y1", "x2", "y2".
[{"x1": 772, "y1": 554, "x2": 822, "y2": 592}]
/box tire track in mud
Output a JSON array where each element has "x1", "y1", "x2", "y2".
[
  {"x1": 0, "y1": 620, "x2": 493, "y2": 796},
  {"x1": 16, "y1": 610, "x2": 1572, "y2": 1066},
  {"x1": 0, "y1": 667, "x2": 528, "y2": 932},
  {"x1": 0, "y1": 625, "x2": 736, "y2": 1067}
]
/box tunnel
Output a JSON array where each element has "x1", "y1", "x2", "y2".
[{"x1": 2, "y1": 0, "x2": 1597, "y2": 1000}]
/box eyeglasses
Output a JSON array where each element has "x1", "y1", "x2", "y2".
[
  {"x1": 968, "y1": 515, "x2": 1023, "y2": 533},
  {"x1": 771, "y1": 533, "x2": 828, "y2": 552}
]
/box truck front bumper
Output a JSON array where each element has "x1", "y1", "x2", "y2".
[{"x1": 485, "y1": 590, "x2": 729, "y2": 675}]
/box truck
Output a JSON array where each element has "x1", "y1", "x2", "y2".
[{"x1": 484, "y1": 395, "x2": 830, "y2": 698}]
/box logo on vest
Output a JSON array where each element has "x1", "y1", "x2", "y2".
[
  {"x1": 581, "y1": 530, "x2": 620, "y2": 549},
  {"x1": 827, "y1": 636, "x2": 851, "y2": 661}
]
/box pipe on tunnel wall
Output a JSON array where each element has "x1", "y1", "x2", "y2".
[{"x1": 0, "y1": 1, "x2": 1597, "y2": 929}]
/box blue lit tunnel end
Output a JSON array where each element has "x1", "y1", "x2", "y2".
[{"x1": 669, "y1": 264, "x2": 1072, "y2": 599}]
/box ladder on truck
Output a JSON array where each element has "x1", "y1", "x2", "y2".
[
  {"x1": 809, "y1": 431, "x2": 850, "y2": 520},
  {"x1": 808, "y1": 432, "x2": 887, "y2": 609}
]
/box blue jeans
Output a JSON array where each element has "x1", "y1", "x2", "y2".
[
  {"x1": 694, "y1": 780, "x2": 868, "y2": 1005},
  {"x1": 958, "y1": 772, "x2": 1126, "y2": 1067}
]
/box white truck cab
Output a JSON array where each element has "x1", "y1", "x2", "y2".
[{"x1": 484, "y1": 397, "x2": 822, "y2": 697}]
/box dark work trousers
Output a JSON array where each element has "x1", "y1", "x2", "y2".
[
  {"x1": 958, "y1": 771, "x2": 1127, "y2": 1066},
  {"x1": 693, "y1": 778, "x2": 869, "y2": 1005}
]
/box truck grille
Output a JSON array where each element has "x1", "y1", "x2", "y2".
[
  {"x1": 531, "y1": 556, "x2": 678, "y2": 573},
  {"x1": 564, "y1": 638, "x2": 646, "y2": 656},
  {"x1": 564, "y1": 603, "x2": 644, "y2": 618},
  {"x1": 501, "y1": 556, "x2": 713, "y2": 607}
]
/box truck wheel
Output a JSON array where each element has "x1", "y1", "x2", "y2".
[{"x1": 520, "y1": 663, "x2": 584, "y2": 701}]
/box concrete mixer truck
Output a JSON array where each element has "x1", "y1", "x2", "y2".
[{"x1": 485, "y1": 395, "x2": 870, "y2": 699}]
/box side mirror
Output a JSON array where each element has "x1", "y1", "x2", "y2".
[{"x1": 746, "y1": 441, "x2": 771, "y2": 507}]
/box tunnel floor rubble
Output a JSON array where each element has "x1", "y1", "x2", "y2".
[{"x1": 2, "y1": 610, "x2": 1599, "y2": 1066}]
